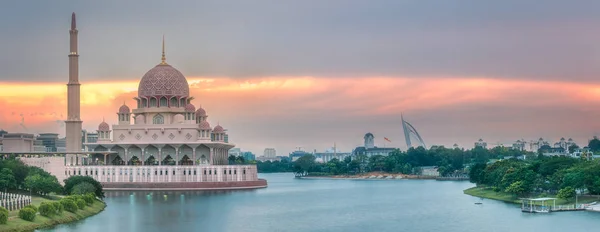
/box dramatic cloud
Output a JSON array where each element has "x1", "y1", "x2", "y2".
[
  {"x1": 1, "y1": 0, "x2": 600, "y2": 82},
  {"x1": 1, "y1": 76, "x2": 599, "y2": 155}
]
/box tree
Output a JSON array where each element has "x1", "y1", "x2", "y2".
[
  {"x1": 25, "y1": 174, "x2": 62, "y2": 195},
  {"x1": 293, "y1": 155, "x2": 316, "y2": 176},
  {"x1": 557, "y1": 187, "x2": 576, "y2": 199},
  {"x1": 64, "y1": 176, "x2": 105, "y2": 199},
  {"x1": 72, "y1": 182, "x2": 97, "y2": 195},
  {"x1": 588, "y1": 136, "x2": 600, "y2": 152},
  {"x1": 567, "y1": 144, "x2": 580, "y2": 153},
  {"x1": 228, "y1": 155, "x2": 236, "y2": 165},
  {"x1": 0, "y1": 168, "x2": 16, "y2": 192},
  {"x1": 469, "y1": 163, "x2": 487, "y2": 185},
  {"x1": 505, "y1": 181, "x2": 527, "y2": 196}
]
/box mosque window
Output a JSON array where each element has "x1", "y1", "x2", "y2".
[
  {"x1": 153, "y1": 114, "x2": 164, "y2": 124},
  {"x1": 180, "y1": 98, "x2": 186, "y2": 107},
  {"x1": 160, "y1": 97, "x2": 168, "y2": 107},
  {"x1": 149, "y1": 97, "x2": 157, "y2": 107},
  {"x1": 170, "y1": 97, "x2": 178, "y2": 107},
  {"x1": 142, "y1": 98, "x2": 147, "y2": 108}
]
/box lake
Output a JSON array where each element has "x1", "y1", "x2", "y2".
[{"x1": 41, "y1": 173, "x2": 600, "y2": 232}]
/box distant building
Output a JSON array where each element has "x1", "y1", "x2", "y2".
[
  {"x1": 352, "y1": 133, "x2": 397, "y2": 157},
  {"x1": 420, "y1": 166, "x2": 440, "y2": 177},
  {"x1": 289, "y1": 150, "x2": 312, "y2": 161},
  {"x1": 256, "y1": 156, "x2": 280, "y2": 162},
  {"x1": 1, "y1": 133, "x2": 35, "y2": 152},
  {"x1": 264, "y1": 148, "x2": 276, "y2": 158},
  {"x1": 542, "y1": 147, "x2": 566, "y2": 157},
  {"x1": 314, "y1": 146, "x2": 351, "y2": 163},
  {"x1": 82, "y1": 130, "x2": 98, "y2": 148},
  {"x1": 37, "y1": 133, "x2": 61, "y2": 152},
  {"x1": 0, "y1": 130, "x2": 7, "y2": 138},
  {"x1": 475, "y1": 139, "x2": 487, "y2": 149},
  {"x1": 364, "y1": 133, "x2": 375, "y2": 149},
  {"x1": 512, "y1": 140, "x2": 526, "y2": 151},
  {"x1": 228, "y1": 148, "x2": 242, "y2": 157},
  {"x1": 56, "y1": 138, "x2": 66, "y2": 152},
  {"x1": 33, "y1": 140, "x2": 46, "y2": 152}
]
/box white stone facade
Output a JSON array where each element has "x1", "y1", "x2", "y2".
[{"x1": 64, "y1": 165, "x2": 258, "y2": 183}]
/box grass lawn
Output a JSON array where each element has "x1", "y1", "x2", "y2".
[
  {"x1": 464, "y1": 187, "x2": 600, "y2": 206},
  {"x1": 0, "y1": 199, "x2": 106, "y2": 232}
]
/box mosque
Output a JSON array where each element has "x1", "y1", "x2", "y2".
[{"x1": 18, "y1": 13, "x2": 266, "y2": 190}]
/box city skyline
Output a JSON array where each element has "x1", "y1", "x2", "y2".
[{"x1": 2, "y1": 1, "x2": 600, "y2": 155}]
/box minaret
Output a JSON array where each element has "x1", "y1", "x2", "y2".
[{"x1": 65, "y1": 12, "x2": 82, "y2": 153}]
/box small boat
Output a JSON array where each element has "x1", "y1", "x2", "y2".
[{"x1": 475, "y1": 202, "x2": 483, "y2": 205}]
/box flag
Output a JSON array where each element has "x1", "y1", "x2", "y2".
[{"x1": 384, "y1": 137, "x2": 391, "y2": 142}]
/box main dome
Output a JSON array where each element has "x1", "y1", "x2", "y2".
[{"x1": 137, "y1": 64, "x2": 189, "y2": 99}]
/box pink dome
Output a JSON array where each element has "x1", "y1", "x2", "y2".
[
  {"x1": 98, "y1": 121, "x2": 110, "y2": 131},
  {"x1": 119, "y1": 104, "x2": 130, "y2": 113},
  {"x1": 185, "y1": 103, "x2": 196, "y2": 112},
  {"x1": 137, "y1": 64, "x2": 189, "y2": 99},
  {"x1": 199, "y1": 121, "x2": 211, "y2": 130},
  {"x1": 196, "y1": 107, "x2": 207, "y2": 116},
  {"x1": 213, "y1": 125, "x2": 224, "y2": 133}
]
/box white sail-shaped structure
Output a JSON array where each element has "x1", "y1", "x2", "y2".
[{"x1": 402, "y1": 114, "x2": 426, "y2": 149}]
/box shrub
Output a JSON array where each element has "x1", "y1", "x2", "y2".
[
  {"x1": 64, "y1": 176, "x2": 105, "y2": 199},
  {"x1": 76, "y1": 199, "x2": 86, "y2": 210},
  {"x1": 60, "y1": 199, "x2": 78, "y2": 213},
  {"x1": 24, "y1": 204, "x2": 38, "y2": 213},
  {"x1": 39, "y1": 202, "x2": 56, "y2": 217},
  {"x1": 18, "y1": 208, "x2": 36, "y2": 222},
  {"x1": 83, "y1": 193, "x2": 95, "y2": 205},
  {"x1": 52, "y1": 201, "x2": 63, "y2": 214},
  {"x1": 0, "y1": 207, "x2": 8, "y2": 224}
]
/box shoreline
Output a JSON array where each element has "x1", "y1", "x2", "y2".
[
  {"x1": 298, "y1": 172, "x2": 463, "y2": 181},
  {"x1": 0, "y1": 200, "x2": 106, "y2": 232},
  {"x1": 463, "y1": 186, "x2": 600, "y2": 208}
]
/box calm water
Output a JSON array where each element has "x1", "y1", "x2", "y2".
[{"x1": 41, "y1": 173, "x2": 600, "y2": 232}]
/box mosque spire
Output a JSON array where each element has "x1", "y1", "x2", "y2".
[
  {"x1": 160, "y1": 35, "x2": 167, "y2": 65},
  {"x1": 71, "y1": 12, "x2": 76, "y2": 30}
]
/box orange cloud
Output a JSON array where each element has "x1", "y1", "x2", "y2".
[{"x1": 0, "y1": 76, "x2": 598, "y2": 143}]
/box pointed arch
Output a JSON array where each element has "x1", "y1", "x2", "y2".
[
  {"x1": 179, "y1": 98, "x2": 186, "y2": 107},
  {"x1": 160, "y1": 97, "x2": 168, "y2": 107},
  {"x1": 162, "y1": 155, "x2": 176, "y2": 165},
  {"x1": 180, "y1": 155, "x2": 192, "y2": 165},
  {"x1": 153, "y1": 114, "x2": 164, "y2": 124},
  {"x1": 170, "y1": 97, "x2": 178, "y2": 107},
  {"x1": 149, "y1": 97, "x2": 157, "y2": 107},
  {"x1": 145, "y1": 156, "x2": 157, "y2": 165}
]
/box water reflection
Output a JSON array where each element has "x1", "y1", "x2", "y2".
[{"x1": 40, "y1": 173, "x2": 600, "y2": 232}]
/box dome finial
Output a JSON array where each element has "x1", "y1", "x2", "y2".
[{"x1": 160, "y1": 35, "x2": 167, "y2": 65}]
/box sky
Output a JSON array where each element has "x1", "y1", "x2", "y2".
[{"x1": 1, "y1": 0, "x2": 600, "y2": 156}]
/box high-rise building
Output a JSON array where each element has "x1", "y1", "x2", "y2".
[{"x1": 263, "y1": 148, "x2": 276, "y2": 158}]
